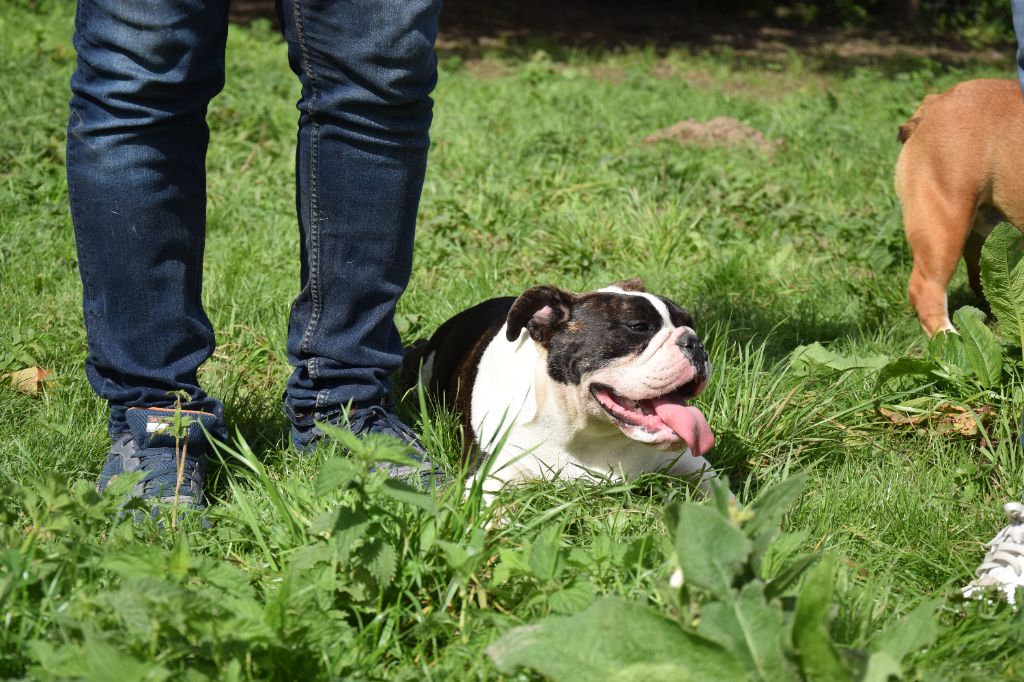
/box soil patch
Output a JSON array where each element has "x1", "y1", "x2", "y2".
[
  {"x1": 462, "y1": 58, "x2": 515, "y2": 79},
  {"x1": 643, "y1": 117, "x2": 779, "y2": 151}
]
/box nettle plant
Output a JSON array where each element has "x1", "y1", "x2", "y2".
[
  {"x1": 487, "y1": 476, "x2": 938, "y2": 681},
  {"x1": 3, "y1": 423, "x2": 479, "y2": 679}
]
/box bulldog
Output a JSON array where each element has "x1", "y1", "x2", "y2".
[
  {"x1": 401, "y1": 279, "x2": 719, "y2": 495},
  {"x1": 896, "y1": 79, "x2": 1024, "y2": 335}
]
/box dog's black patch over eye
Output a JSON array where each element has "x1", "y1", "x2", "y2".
[
  {"x1": 659, "y1": 296, "x2": 695, "y2": 331},
  {"x1": 545, "y1": 293, "x2": 666, "y2": 384}
]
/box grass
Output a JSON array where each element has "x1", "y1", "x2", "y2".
[{"x1": 3, "y1": 1, "x2": 1024, "y2": 678}]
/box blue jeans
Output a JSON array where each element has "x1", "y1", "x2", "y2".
[{"x1": 67, "y1": 0, "x2": 441, "y2": 437}]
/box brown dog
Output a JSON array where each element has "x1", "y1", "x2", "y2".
[{"x1": 895, "y1": 79, "x2": 1024, "y2": 335}]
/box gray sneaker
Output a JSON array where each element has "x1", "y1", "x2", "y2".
[
  {"x1": 291, "y1": 404, "x2": 443, "y2": 487},
  {"x1": 97, "y1": 407, "x2": 220, "y2": 508}
]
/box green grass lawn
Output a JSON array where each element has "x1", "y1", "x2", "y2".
[{"x1": 4, "y1": 1, "x2": 1024, "y2": 679}]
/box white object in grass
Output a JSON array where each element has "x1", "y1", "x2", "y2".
[{"x1": 963, "y1": 502, "x2": 1024, "y2": 605}]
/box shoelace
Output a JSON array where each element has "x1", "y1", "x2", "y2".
[
  {"x1": 349, "y1": 405, "x2": 421, "y2": 445},
  {"x1": 967, "y1": 502, "x2": 1024, "y2": 589},
  {"x1": 135, "y1": 448, "x2": 205, "y2": 497}
]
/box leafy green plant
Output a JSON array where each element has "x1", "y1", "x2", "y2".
[
  {"x1": 790, "y1": 342, "x2": 889, "y2": 375},
  {"x1": 0, "y1": 428, "x2": 493, "y2": 679},
  {"x1": 873, "y1": 305, "x2": 1005, "y2": 396},
  {"x1": 487, "y1": 477, "x2": 939, "y2": 681},
  {"x1": 980, "y1": 223, "x2": 1024, "y2": 352}
]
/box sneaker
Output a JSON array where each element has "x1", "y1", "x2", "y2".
[
  {"x1": 291, "y1": 404, "x2": 443, "y2": 487},
  {"x1": 97, "y1": 406, "x2": 220, "y2": 509},
  {"x1": 962, "y1": 501, "x2": 1024, "y2": 605}
]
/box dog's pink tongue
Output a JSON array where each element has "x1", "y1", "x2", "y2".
[{"x1": 651, "y1": 398, "x2": 714, "y2": 457}]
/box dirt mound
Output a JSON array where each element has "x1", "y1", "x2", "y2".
[{"x1": 643, "y1": 116, "x2": 779, "y2": 151}]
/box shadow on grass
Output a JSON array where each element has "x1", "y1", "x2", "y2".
[
  {"x1": 696, "y1": 298, "x2": 862, "y2": 362},
  {"x1": 948, "y1": 283, "x2": 990, "y2": 318},
  {"x1": 205, "y1": 392, "x2": 292, "y2": 501},
  {"x1": 231, "y1": 0, "x2": 1010, "y2": 76},
  {"x1": 708, "y1": 429, "x2": 756, "y2": 491},
  {"x1": 223, "y1": 392, "x2": 291, "y2": 454}
]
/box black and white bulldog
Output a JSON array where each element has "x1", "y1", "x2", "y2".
[{"x1": 402, "y1": 279, "x2": 718, "y2": 494}]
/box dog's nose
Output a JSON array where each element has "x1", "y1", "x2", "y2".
[{"x1": 676, "y1": 331, "x2": 708, "y2": 368}]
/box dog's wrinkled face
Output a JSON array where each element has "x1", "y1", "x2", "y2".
[{"x1": 505, "y1": 279, "x2": 713, "y2": 455}]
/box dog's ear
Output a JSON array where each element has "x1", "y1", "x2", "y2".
[
  {"x1": 506, "y1": 286, "x2": 574, "y2": 344},
  {"x1": 610, "y1": 277, "x2": 645, "y2": 292}
]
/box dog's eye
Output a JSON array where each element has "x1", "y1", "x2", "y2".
[{"x1": 627, "y1": 322, "x2": 652, "y2": 333}]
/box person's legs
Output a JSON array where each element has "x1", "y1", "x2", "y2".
[
  {"x1": 67, "y1": 0, "x2": 230, "y2": 439},
  {"x1": 69, "y1": 0, "x2": 230, "y2": 505},
  {"x1": 277, "y1": 0, "x2": 442, "y2": 432}
]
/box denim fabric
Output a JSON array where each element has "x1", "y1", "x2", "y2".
[
  {"x1": 67, "y1": 0, "x2": 441, "y2": 436},
  {"x1": 278, "y1": 0, "x2": 440, "y2": 428},
  {"x1": 67, "y1": 0, "x2": 230, "y2": 435},
  {"x1": 1015, "y1": 0, "x2": 1024, "y2": 94}
]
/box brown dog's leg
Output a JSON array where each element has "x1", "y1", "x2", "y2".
[{"x1": 902, "y1": 191, "x2": 977, "y2": 336}]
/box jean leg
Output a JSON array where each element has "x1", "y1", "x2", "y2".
[
  {"x1": 278, "y1": 0, "x2": 442, "y2": 427},
  {"x1": 67, "y1": 0, "x2": 229, "y2": 436}
]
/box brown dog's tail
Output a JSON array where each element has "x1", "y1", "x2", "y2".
[{"x1": 898, "y1": 93, "x2": 939, "y2": 143}]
